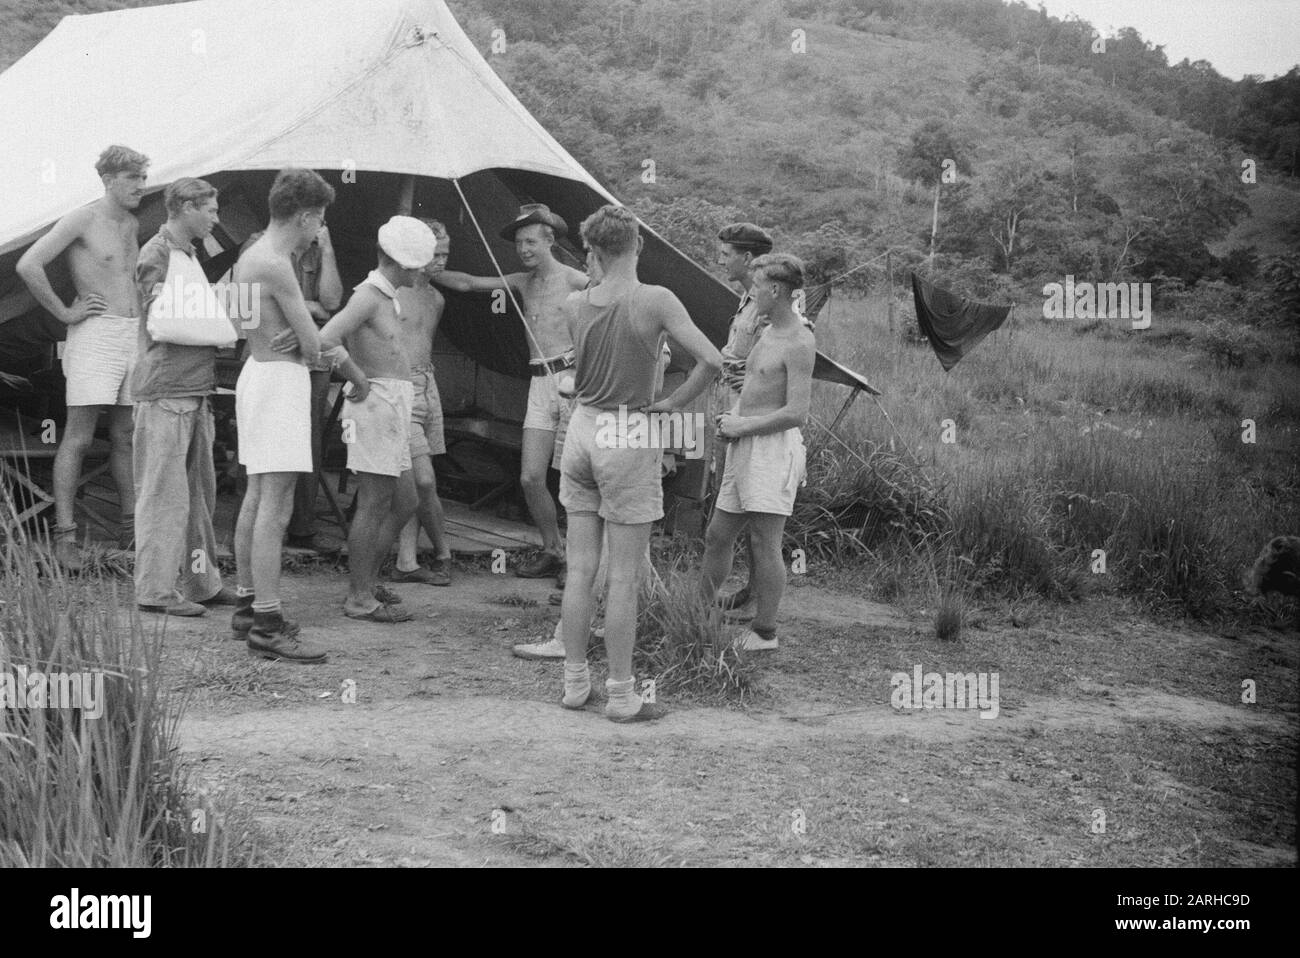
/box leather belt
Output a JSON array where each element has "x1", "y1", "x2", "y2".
[{"x1": 529, "y1": 354, "x2": 575, "y2": 377}]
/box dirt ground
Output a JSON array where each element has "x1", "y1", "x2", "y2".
[{"x1": 153, "y1": 564, "x2": 1297, "y2": 868}]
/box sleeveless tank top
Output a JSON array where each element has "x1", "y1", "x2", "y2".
[{"x1": 571, "y1": 283, "x2": 662, "y2": 410}]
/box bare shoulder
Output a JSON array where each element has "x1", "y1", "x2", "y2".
[
  {"x1": 54, "y1": 205, "x2": 96, "y2": 240},
  {"x1": 641, "y1": 283, "x2": 684, "y2": 308},
  {"x1": 784, "y1": 325, "x2": 817, "y2": 364},
  {"x1": 564, "y1": 265, "x2": 589, "y2": 290},
  {"x1": 347, "y1": 284, "x2": 383, "y2": 318},
  {"x1": 239, "y1": 245, "x2": 289, "y2": 284}
]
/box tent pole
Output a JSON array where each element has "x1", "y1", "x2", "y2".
[
  {"x1": 871, "y1": 394, "x2": 923, "y2": 466},
  {"x1": 829, "y1": 384, "x2": 862, "y2": 433},
  {"x1": 808, "y1": 413, "x2": 872, "y2": 469}
]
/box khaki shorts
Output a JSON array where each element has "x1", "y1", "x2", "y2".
[
  {"x1": 344, "y1": 378, "x2": 413, "y2": 477},
  {"x1": 236, "y1": 357, "x2": 311, "y2": 474},
  {"x1": 716, "y1": 427, "x2": 807, "y2": 516},
  {"x1": 408, "y1": 363, "x2": 445, "y2": 458},
  {"x1": 523, "y1": 359, "x2": 576, "y2": 470},
  {"x1": 559, "y1": 403, "x2": 663, "y2": 525},
  {"x1": 62, "y1": 314, "x2": 138, "y2": 406},
  {"x1": 523, "y1": 362, "x2": 574, "y2": 434}
]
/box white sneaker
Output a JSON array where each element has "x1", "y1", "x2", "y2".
[
  {"x1": 512, "y1": 635, "x2": 566, "y2": 660},
  {"x1": 735, "y1": 629, "x2": 778, "y2": 651}
]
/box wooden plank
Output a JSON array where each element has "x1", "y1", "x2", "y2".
[{"x1": 441, "y1": 499, "x2": 541, "y2": 547}]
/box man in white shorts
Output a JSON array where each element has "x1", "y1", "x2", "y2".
[
  {"x1": 319, "y1": 216, "x2": 437, "y2": 623},
  {"x1": 16, "y1": 145, "x2": 150, "y2": 570},
  {"x1": 432, "y1": 205, "x2": 588, "y2": 586},
  {"x1": 389, "y1": 218, "x2": 453, "y2": 587},
  {"x1": 232, "y1": 169, "x2": 362, "y2": 663},
  {"x1": 700, "y1": 254, "x2": 815, "y2": 652}
]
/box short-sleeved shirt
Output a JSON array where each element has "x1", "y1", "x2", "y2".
[
  {"x1": 719, "y1": 290, "x2": 766, "y2": 393},
  {"x1": 130, "y1": 224, "x2": 217, "y2": 402}
]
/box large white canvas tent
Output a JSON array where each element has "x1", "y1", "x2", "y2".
[{"x1": 0, "y1": 0, "x2": 876, "y2": 510}]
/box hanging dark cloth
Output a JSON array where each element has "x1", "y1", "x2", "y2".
[{"x1": 911, "y1": 272, "x2": 1011, "y2": 372}]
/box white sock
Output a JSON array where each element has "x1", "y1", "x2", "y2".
[
  {"x1": 562, "y1": 661, "x2": 590, "y2": 708},
  {"x1": 604, "y1": 677, "x2": 641, "y2": 718}
]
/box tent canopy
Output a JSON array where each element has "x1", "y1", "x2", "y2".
[{"x1": 0, "y1": 0, "x2": 876, "y2": 395}]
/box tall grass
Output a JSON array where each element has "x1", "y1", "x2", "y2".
[
  {"x1": 634, "y1": 567, "x2": 758, "y2": 703},
  {"x1": 794, "y1": 297, "x2": 1300, "y2": 617},
  {"x1": 0, "y1": 502, "x2": 254, "y2": 866}
]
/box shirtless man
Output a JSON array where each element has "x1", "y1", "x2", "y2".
[
  {"x1": 557, "y1": 204, "x2": 721, "y2": 722},
  {"x1": 16, "y1": 145, "x2": 149, "y2": 570},
  {"x1": 231, "y1": 168, "x2": 353, "y2": 663},
  {"x1": 319, "y1": 216, "x2": 437, "y2": 622},
  {"x1": 433, "y1": 204, "x2": 587, "y2": 585},
  {"x1": 241, "y1": 223, "x2": 343, "y2": 552},
  {"x1": 389, "y1": 219, "x2": 453, "y2": 587},
  {"x1": 700, "y1": 254, "x2": 815, "y2": 652}
]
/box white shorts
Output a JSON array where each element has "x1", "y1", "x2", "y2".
[
  {"x1": 716, "y1": 427, "x2": 807, "y2": 516},
  {"x1": 62, "y1": 313, "x2": 138, "y2": 406},
  {"x1": 236, "y1": 358, "x2": 311, "y2": 474},
  {"x1": 345, "y1": 378, "x2": 413, "y2": 477}
]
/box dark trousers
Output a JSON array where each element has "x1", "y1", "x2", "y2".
[{"x1": 288, "y1": 368, "x2": 332, "y2": 538}]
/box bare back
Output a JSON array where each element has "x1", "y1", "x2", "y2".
[
  {"x1": 737, "y1": 323, "x2": 816, "y2": 421},
  {"x1": 395, "y1": 277, "x2": 445, "y2": 368},
  {"x1": 66, "y1": 199, "x2": 141, "y2": 317}
]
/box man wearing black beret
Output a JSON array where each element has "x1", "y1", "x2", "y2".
[{"x1": 710, "y1": 222, "x2": 775, "y2": 615}]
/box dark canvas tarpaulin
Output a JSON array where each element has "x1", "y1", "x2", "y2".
[{"x1": 911, "y1": 272, "x2": 1011, "y2": 372}]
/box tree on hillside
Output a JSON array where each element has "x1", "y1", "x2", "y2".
[
  {"x1": 897, "y1": 119, "x2": 971, "y2": 264},
  {"x1": 1103, "y1": 131, "x2": 1249, "y2": 283},
  {"x1": 975, "y1": 154, "x2": 1053, "y2": 273}
]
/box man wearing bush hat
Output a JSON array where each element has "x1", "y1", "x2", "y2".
[{"x1": 433, "y1": 203, "x2": 589, "y2": 588}]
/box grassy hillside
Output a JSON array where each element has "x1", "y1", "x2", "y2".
[{"x1": 7, "y1": 0, "x2": 1293, "y2": 291}]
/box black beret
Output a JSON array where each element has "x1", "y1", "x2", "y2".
[{"x1": 717, "y1": 222, "x2": 773, "y2": 254}]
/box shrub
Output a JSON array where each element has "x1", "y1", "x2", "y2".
[
  {"x1": 787, "y1": 427, "x2": 947, "y2": 563},
  {"x1": 634, "y1": 567, "x2": 759, "y2": 704}
]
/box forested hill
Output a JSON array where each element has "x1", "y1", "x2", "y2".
[{"x1": 3, "y1": 0, "x2": 1298, "y2": 303}]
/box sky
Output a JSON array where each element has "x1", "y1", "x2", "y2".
[{"x1": 1034, "y1": 0, "x2": 1300, "y2": 80}]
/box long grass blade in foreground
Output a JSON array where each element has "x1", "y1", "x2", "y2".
[{"x1": 0, "y1": 493, "x2": 254, "y2": 867}]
